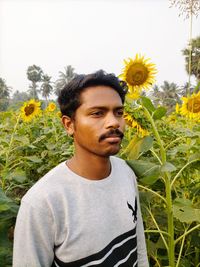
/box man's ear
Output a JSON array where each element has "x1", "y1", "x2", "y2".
[{"x1": 62, "y1": 115, "x2": 74, "y2": 136}]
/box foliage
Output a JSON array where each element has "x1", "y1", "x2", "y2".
[
  {"x1": 40, "y1": 74, "x2": 53, "y2": 105},
  {"x1": 149, "y1": 81, "x2": 181, "y2": 113},
  {"x1": 1, "y1": 50, "x2": 200, "y2": 265},
  {"x1": 170, "y1": 0, "x2": 200, "y2": 19},
  {"x1": 0, "y1": 94, "x2": 200, "y2": 266},
  {"x1": 54, "y1": 65, "x2": 76, "y2": 96},
  {"x1": 0, "y1": 78, "x2": 11, "y2": 111},
  {"x1": 182, "y1": 36, "x2": 200, "y2": 81},
  {"x1": 0, "y1": 106, "x2": 74, "y2": 266},
  {"x1": 12, "y1": 90, "x2": 31, "y2": 103},
  {"x1": 120, "y1": 97, "x2": 200, "y2": 267},
  {"x1": 26, "y1": 65, "x2": 44, "y2": 99}
]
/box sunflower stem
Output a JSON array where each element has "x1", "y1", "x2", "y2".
[
  {"x1": 1, "y1": 114, "x2": 21, "y2": 190},
  {"x1": 143, "y1": 107, "x2": 166, "y2": 163},
  {"x1": 143, "y1": 106, "x2": 175, "y2": 267}
]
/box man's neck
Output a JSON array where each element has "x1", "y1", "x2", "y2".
[{"x1": 66, "y1": 153, "x2": 111, "y2": 180}]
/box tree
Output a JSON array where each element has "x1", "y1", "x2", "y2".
[
  {"x1": 26, "y1": 65, "x2": 43, "y2": 99},
  {"x1": 55, "y1": 65, "x2": 76, "y2": 96},
  {"x1": 150, "y1": 81, "x2": 181, "y2": 112},
  {"x1": 149, "y1": 85, "x2": 162, "y2": 107},
  {"x1": 182, "y1": 36, "x2": 200, "y2": 81},
  {"x1": 0, "y1": 78, "x2": 11, "y2": 111},
  {"x1": 0, "y1": 78, "x2": 10, "y2": 99},
  {"x1": 40, "y1": 74, "x2": 53, "y2": 105},
  {"x1": 12, "y1": 90, "x2": 30, "y2": 102}
]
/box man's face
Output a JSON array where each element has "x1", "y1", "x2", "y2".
[{"x1": 68, "y1": 85, "x2": 125, "y2": 158}]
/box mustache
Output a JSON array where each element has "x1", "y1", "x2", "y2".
[{"x1": 99, "y1": 129, "x2": 124, "y2": 142}]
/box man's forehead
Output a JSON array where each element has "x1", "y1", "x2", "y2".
[{"x1": 80, "y1": 85, "x2": 123, "y2": 105}]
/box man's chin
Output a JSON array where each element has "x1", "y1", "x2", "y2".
[{"x1": 101, "y1": 146, "x2": 121, "y2": 157}]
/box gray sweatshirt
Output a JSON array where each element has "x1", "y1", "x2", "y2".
[{"x1": 13, "y1": 156, "x2": 149, "y2": 267}]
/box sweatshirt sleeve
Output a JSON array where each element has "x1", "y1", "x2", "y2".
[
  {"x1": 13, "y1": 200, "x2": 55, "y2": 267},
  {"x1": 134, "y1": 179, "x2": 149, "y2": 267}
]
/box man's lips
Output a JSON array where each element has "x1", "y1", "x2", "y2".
[
  {"x1": 103, "y1": 136, "x2": 122, "y2": 143},
  {"x1": 99, "y1": 129, "x2": 124, "y2": 142}
]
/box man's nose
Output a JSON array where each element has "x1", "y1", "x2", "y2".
[{"x1": 105, "y1": 113, "x2": 120, "y2": 129}]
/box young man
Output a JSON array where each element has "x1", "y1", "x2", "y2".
[{"x1": 13, "y1": 70, "x2": 149, "y2": 267}]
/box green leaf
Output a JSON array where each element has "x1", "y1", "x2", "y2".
[
  {"x1": 140, "y1": 173, "x2": 161, "y2": 185},
  {"x1": 123, "y1": 135, "x2": 142, "y2": 160},
  {"x1": 0, "y1": 210, "x2": 16, "y2": 266},
  {"x1": 141, "y1": 96, "x2": 156, "y2": 113},
  {"x1": 139, "y1": 136, "x2": 154, "y2": 153},
  {"x1": 127, "y1": 160, "x2": 161, "y2": 185},
  {"x1": 7, "y1": 169, "x2": 26, "y2": 183},
  {"x1": 173, "y1": 198, "x2": 200, "y2": 223},
  {"x1": 153, "y1": 107, "x2": 167, "y2": 120},
  {"x1": 41, "y1": 150, "x2": 48, "y2": 158},
  {"x1": 32, "y1": 135, "x2": 46, "y2": 144},
  {"x1": 46, "y1": 143, "x2": 56, "y2": 150},
  {"x1": 161, "y1": 162, "x2": 176, "y2": 172},
  {"x1": 0, "y1": 204, "x2": 10, "y2": 212},
  {"x1": 188, "y1": 153, "x2": 200, "y2": 162},
  {"x1": 0, "y1": 189, "x2": 19, "y2": 219},
  {"x1": 14, "y1": 135, "x2": 29, "y2": 145},
  {"x1": 124, "y1": 136, "x2": 153, "y2": 160},
  {"x1": 24, "y1": 155, "x2": 42, "y2": 163}
]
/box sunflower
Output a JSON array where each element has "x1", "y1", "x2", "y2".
[
  {"x1": 20, "y1": 99, "x2": 41, "y2": 122},
  {"x1": 175, "y1": 103, "x2": 180, "y2": 114},
  {"x1": 179, "y1": 92, "x2": 200, "y2": 120},
  {"x1": 124, "y1": 112, "x2": 149, "y2": 137},
  {"x1": 57, "y1": 111, "x2": 62, "y2": 118},
  {"x1": 119, "y1": 54, "x2": 157, "y2": 99},
  {"x1": 46, "y1": 102, "x2": 56, "y2": 112}
]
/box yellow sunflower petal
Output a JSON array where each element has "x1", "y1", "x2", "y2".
[
  {"x1": 119, "y1": 53, "x2": 157, "y2": 99},
  {"x1": 20, "y1": 99, "x2": 41, "y2": 122},
  {"x1": 179, "y1": 92, "x2": 200, "y2": 120},
  {"x1": 46, "y1": 102, "x2": 56, "y2": 112}
]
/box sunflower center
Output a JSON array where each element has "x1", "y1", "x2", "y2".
[
  {"x1": 187, "y1": 97, "x2": 200, "y2": 113},
  {"x1": 24, "y1": 104, "x2": 35, "y2": 116},
  {"x1": 126, "y1": 63, "x2": 149, "y2": 86}
]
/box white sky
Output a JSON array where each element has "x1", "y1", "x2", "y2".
[{"x1": 0, "y1": 0, "x2": 200, "y2": 94}]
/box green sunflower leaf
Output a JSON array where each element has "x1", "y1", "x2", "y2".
[
  {"x1": 153, "y1": 107, "x2": 167, "y2": 120},
  {"x1": 126, "y1": 160, "x2": 161, "y2": 185},
  {"x1": 140, "y1": 97, "x2": 156, "y2": 113},
  {"x1": 161, "y1": 162, "x2": 176, "y2": 172}
]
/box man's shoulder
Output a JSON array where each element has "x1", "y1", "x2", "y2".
[
  {"x1": 21, "y1": 161, "x2": 66, "y2": 203},
  {"x1": 110, "y1": 156, "x2": 125, "y2": 165},
  {"x1": 111, "y1": 156, "x2": 136, "y2": 176},
  {"x1": 111, "y1": 156, "x2": 130, "y2": 168}
]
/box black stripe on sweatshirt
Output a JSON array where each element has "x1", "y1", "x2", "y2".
[{"x1": 52, "y1": 227, "x2": 137, "y2": 267}]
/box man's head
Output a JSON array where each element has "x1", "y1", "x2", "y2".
[
  {"x1": 58, "y1": 70, "x2": 127, "y2": 118},
  {"x1": 58, "y1": 70, "x2": 127, "y2": 158}
]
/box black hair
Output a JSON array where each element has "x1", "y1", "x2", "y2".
[{"x1": 57, "y1": 69, "x2": 127, "y2": 117}]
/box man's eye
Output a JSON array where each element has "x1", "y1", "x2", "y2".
[
  {"x1": 91, "y1": 111, "x2": 104, "y2": 116},
  {"x1": 116, "y1": 110, "x2": 124, "y2": 116}
]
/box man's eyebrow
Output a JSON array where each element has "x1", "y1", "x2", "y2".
[{"x1": 87, "y1": 105, "x2": 124, "y2": 110}]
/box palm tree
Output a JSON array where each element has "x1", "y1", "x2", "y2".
[
  {"x1": 150, "y1": 84, "x2": 163, "y2": 107},
  {"x1": 161, "y1": 81, "x2": 181, "y2": 107},
  {"x1": 149, "y1": 81, "x2": 181, "y2": 112},
  {"x1": 26, "y1": 65, "x2": 43, "y2": 99},
  {"x1": 182, "y1": 36, "x2": 200, "y2": 81},
  {"x1": 55, "y1": 65, "x2": 76, "y2": 96},
  {"x1": 40, "y1": 74, "x2": 53, "y2": 105}
]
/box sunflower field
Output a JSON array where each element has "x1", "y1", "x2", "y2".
[{"x1": 0, "y1": 54, "x2": 200, "y2": 267}]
